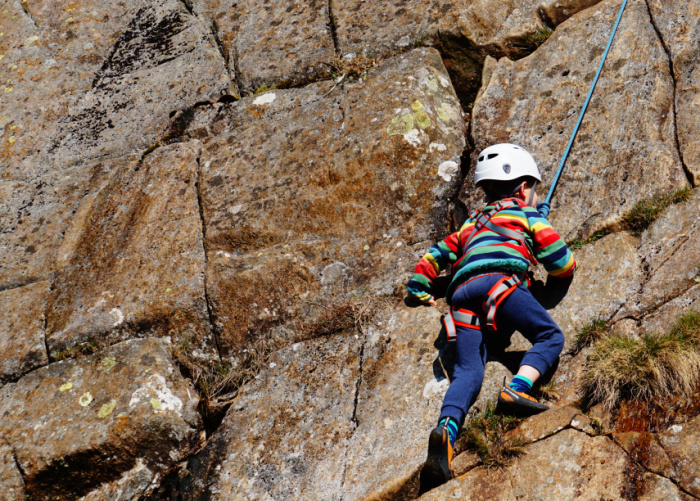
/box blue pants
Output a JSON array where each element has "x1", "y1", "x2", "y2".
[{"x1": 440, "y1": 274, "x2": 565, "y2": 425}]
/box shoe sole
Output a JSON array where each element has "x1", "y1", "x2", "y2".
[
  {"x1": 419, "y1": 428, "x2": 451, "y2": 493},
  {"x1": 497, "y1": 387, "x2": 548, "y2": 416}
]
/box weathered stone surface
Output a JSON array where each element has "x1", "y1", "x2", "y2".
[
  {"x1": 658, "y1": 415, "x2": 700, "y2": 497},
  {"x1": 181, "y1": 334, "x2": 362, "y2": 500},
  {"x1": 0, "y1": 281, "x2": 49, "y2": 383},
  {"x1": 508, "y1": 429, "x2": 628, "y2": 499},
  {"x1": 536, "y1": 232, "x2": 643, "y2": 351},
  {"x1": 469, "y1": 0, "x2": 687, "y2": 240},
  {"x1": 342, "y1": 305, "x2": 446, "y2": 500},
  {"x1": 539, "y1": 0, "x2": 603, "y2": 26},
  {"x1": 624, "y1": 190, "x2": 700, "y2": 319},
  {"x1": 647, "y1": 0, "x2": 700, "y2": 185},
  {"x1": 420, "y1": 466, "x2": 515, "y2": 501},
  {"x1": 0, "y1": 442, "x2": 25, "y2": 501},
  {"x1": 199, "y1": 48, "x2": 466, "y2": 357},
  {"x1": 333, "y1": 0, "x2": 553, "y2": 59},
  {"x1": 638, "y1": 472, "x2": 695, "y2": 501},
  {"x1": 192, "y1": 0, "x2": 335, "y2": 93},
  {"x1": 512, "y1": 405, "x2": 579, "y2": 444},
  {"x1": 78, "y1": 459, "x2": 155, "y2": 501},
  {"x1": 46, "y1": 142, "x2": 215, "y2": 357},
  {"x1": 0, "y1": 0, "x2": 233, "y2": 175},
  {"x1": 641, "y1": 285, "x2": 700, "y2": 335},
  {"x1": 613, "y1": 432, "x2": 677, "y2": 481},
  {"x1": 0, "y1": 158, "x2": 122, "y2": 289},
  {"x1": 0, "y1": 338, "x2": 200, "y2": 500}
]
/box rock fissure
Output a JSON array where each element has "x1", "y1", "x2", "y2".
[
  {"x1": 327, "y1": 0, "x2": 340, "y2": 57},
  {"x1": 194, "y1": 150, "x2": 223, "y2": 362},
  {"x1": 643, "y1": 0, "x2": 694, "y2": 187},
  {"x1": 180, "y1": 0, "x2": 195, "y2": 17},
  {"x1": 19, "y1": 1, "x2": 38, "y2": 31},
  {"x1": 617, "y1": 434, "x2": 700, "y2": 500},
  {"x1": 210, "y1": 19, "x2": 234, "y2": 84},
  {"x1": 230, "y1": 45, "x2": 245, "y2": 97}
]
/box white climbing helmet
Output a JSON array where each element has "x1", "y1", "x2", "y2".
[{"x1": 474, "y1": 143, "x2": 541, "y2": 184}]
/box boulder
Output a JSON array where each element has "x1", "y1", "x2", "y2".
[
  {"x1": 0, "y1": 281, "x2": 49, "y2": 383},
  {"x1": 647, "y1": 0, "x2": 700, "y2": 184},
  {"x1": 0, "y1": 442, "x2": 25, "y2": 501},
  {"x1": 626, "y1": 190, "x2": 700, "y2": 319},
  {"x1": 46, "y1": 142, "x2": 216, "y2": 359},
  {"x1": 198, "y1": 48, "x2": 467, "y2": 357},
  {"x1": 658, "y1": 415, "x2": 700, "y2": 497},
  {"x1": 180, "y1": 333, "x2": 363, "y2": 500},
  {"x1": 0, "y1": 338, "x2": 200, "y2": 500},
  {"x1": 191, "y1": 0, "x2": 335, "y2": 93},
  {"x1": 468, "y1": 0, "x2": 687, "y2": 241}
]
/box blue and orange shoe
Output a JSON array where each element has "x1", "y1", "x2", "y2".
[
  {"x1": 418, "y1": 424, "x2": 453, "y2": 493},
  {"x1": 497, "y1": 379, "x2": 549, "y2": 416}
]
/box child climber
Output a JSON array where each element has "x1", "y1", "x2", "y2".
[{"x1": 407, "y1": 143, "x2": 576, "y2": 492}]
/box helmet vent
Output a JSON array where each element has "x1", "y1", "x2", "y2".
[
  {"x1": 478, "y1": 155, "x2": 484, "y2": 161},
  {"x1": 487, "y1": 153, "x2": 499, "y2": 159}
]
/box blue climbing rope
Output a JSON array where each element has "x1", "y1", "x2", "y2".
[{"x1": 545, "y1": 0, "x2": 629, "y2": 204}]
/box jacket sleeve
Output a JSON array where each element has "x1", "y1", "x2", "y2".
[
  {"x1": 523, "y1": 207, "x2": 576, "y2": 278},
  {"x1": 406, "y1": 231, "x2": 461, "y2": 302}
]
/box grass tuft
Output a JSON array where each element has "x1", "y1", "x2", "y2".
[
  {"x1": 568, "y1": 230, "x2": 610, "y2": 250},
  {"x1": 580, "y1": 310, "x2": 700, "y2": 410},
  {"x1": 572, "y1": 318, "x2": 608, "y2": 354},
  {"x1": 459, "y1": 402, "x2": 525, "y2": 468},
  {"x1": 515, "y1": 28, "x2": 554, "y2": 51},
  {"x1": 620, "y1": 187, "x2": 691, "y2": 236}
]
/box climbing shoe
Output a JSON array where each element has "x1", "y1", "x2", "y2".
[
  {"x1": 497, "y1": 380, "x2": 549, "y2": 416},
  {"x1": 418, "y1": 424, "x2": 453, "y2": 493}
]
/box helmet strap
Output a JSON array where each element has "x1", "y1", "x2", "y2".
[{"x1": 526, "y1": 180, "x2": 538, "y2": 207}]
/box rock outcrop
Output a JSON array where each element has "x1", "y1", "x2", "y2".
[{"x1": 1, "y1": 0, "x2": 700, "y2": 499}]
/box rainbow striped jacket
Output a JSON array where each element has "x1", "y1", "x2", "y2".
[{"x1": 407, "y1": 198, "x2": 576, "y2": 303}]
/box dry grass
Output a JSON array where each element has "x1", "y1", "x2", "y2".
[
  {"x1": 580, "y1": 310, "x2": 700, "y2": 410},
  {"x1": 459, "y1": 402, "x2": 525, "y2": 468}
]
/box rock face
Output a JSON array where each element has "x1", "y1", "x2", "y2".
[
  {"x1": 469, "y1": 0, "x2": 687, "y2": 240},
  {"x1": 198, "y1": 48, "x2": 466, "y2": 357},
  {"x1": 46, "y1": 142, "x2": 215, "y2": 358},
  {"x1": 0, "y1": 281, "x2": 49, "y2": 383},
  {"x1": 647, "y1": 0, "x2": 700, "y2": 184},
  {"x1": 181, "y1": 333, "x2": 363, "y2": 500},
  {"x1": 192, "y1": 0, "x2": 335, "y2": 93},
  {"x1": 0, "y1": 338, "x2": 200, "y2": 500},
  {"x1": 0, "y1": 0, "x2": 699, "y2": 499}
]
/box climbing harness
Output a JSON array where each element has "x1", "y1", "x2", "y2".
[
  {"x1": 443, "y1": 273, "x2": 527, "y2": 341},
  {"x1": 545, "y1": 0, "x2": 629, "y2": 204},
  {"x1": 442, "y1": 199, "x2": 537, "y2": 341}
]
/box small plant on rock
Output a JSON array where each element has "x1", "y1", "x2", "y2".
[
  {"x1": 572, "y1": 318, "x2": 609, "y2": 354},
  {"x1": 580, "y1": 310, "x2": 700, "y2": 410},
  {"x1": 620, "y1": 187, "x2": 691, "y2": 236},
  {"x1": 460, "y1": 402, "x2": 525, "y2": 468}
]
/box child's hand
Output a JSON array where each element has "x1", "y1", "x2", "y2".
[
  {"x1": 426, "y1": 298, "x2": 438, "y2": 307},
  {"x1": 536, "y1": 201, "x2": 551, "y2": 218}
]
